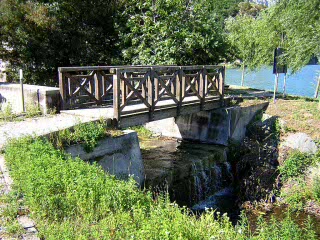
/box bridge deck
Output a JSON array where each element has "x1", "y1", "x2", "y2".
[{"x1": 61, "y1": 96, "x2": 231, "y2": 128}]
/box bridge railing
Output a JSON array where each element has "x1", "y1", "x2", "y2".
[{"x1": 58, "y1": 65, "x2": 225, "y2": 125}]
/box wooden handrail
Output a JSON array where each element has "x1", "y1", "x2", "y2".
[{"x1": 58, "y1": 65, "x2": 225, "y2": 127}]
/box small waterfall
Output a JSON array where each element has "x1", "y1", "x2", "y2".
[{"x1": 142, "y1": 139, "x2": 234, "y2": 210}]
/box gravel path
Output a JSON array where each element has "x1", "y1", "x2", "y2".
[{"x1": 0, "y1": 113, "x2": 99, "y2": 149}]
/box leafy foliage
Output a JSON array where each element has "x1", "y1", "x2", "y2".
[
  {"x1": 226, "y1": 0, "x2": 320, "y2": 72},
  {"x1": 52, "y1": 120, "x2": 110, "y2": 152},
  {"x1": 0, "y1": 0, "x2": 243, "y2": 85},
  {"x1": 0, "y1": 0, "x2": 118, "y2": 85},
  {"x1": 4, "y1": 137, "x2": 317, "y2": 239},
  {"x1": 279, "y1": 151, "x2": 313, "y2": 180},
  {"x1": 116, "y1": 0, "x2": 239, "y2": 65}
]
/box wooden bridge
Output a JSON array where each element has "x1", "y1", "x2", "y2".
[{"x1": 58, "y1": 65, "x2": 228, "y2": 128}]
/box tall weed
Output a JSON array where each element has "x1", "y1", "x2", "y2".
[
  {"x1": 3, "y1": 137, "x2": 317, "y2": 239},
  {"x1": 279, "y1": 151, "x2": 313, "y2": 180}
]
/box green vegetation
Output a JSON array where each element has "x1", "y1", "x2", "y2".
[
  {"x1": 279, "y1": 150, "x2": 320, "y2": 211},
  {"x1": 0, "y1": 0, "x2": 242, "y2": 85},
  {"x1": 266, "y1": 99, "x2": 320, "y2": 140},
  {"x1": 279, "y1": 152, "x2": 314, "y2": 181},
  {"x1": 0, "y1": 102, "x2": 15, "y2": 121},
  {"x1": 0, "y1": 102, "x2": 42, "y2": 123},
  {"x1": 226, "y1": 0, "x2": 320, "y2": 72},
  {"x1": 128, "y1": 125, "x2": 155, "y2": 139},
  {"x1": 2, "y1": 136, "x2": 317, "y2": 239},
  {"x1": 0, "y1": 191, "x2": 25, "y2": 238},
  {"x1": 50, "y1": 120, "x2": 122, "y2": 152},
  {"x1": 117, "y1": 0, "x2": 241, "y2": 65},
  {"x1": 225, "y1": 2, "x2": 266, "y2": 85}
]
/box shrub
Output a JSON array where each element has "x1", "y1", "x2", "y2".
[
  {"x1": 4, "y1": 137, "x2": 317, "y2": 239},
  {"x1": 51, "y1": 121, "x2": 110, "y2": 152},
  {"x1": 5, "y1": 137, "x2": 151, "y2": 222},
  {"x1": 313, "y1": 176, "x2": 320, "y2": 202},
  {"x1": 279, "y1": 151, "x2": 313, "y2": 180}
]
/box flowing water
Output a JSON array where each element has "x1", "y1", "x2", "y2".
[
  {"x1": 140, "y1": 137, "x2": 320, "y2": 231},
  {"x1": 140, "y1": 138, "x2": 238, "y2": 218},
  {"x1": 226, "y1": 65, "x2": 320, "y2": 97}
]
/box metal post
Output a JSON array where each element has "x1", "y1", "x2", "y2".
[
  {"x1": 314, "y1": 75, "x2": 320, "y2": 99},
  {"x1": 283, "y1": 73, "x2": 287, "y2": 98},
  {"x1": 273, "y1": 73, "x2": 279, "y2": 103},
  {"x1": 19, "y1": 69, "x2": 25, "y2": 112}
]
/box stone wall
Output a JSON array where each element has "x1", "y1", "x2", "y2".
[
  {"x1": 0, "y1": 83, "x2": 60, "y2": 114},
  {"x1": 65, "y1": 130, "x2": 144, "y2": 185},
  {"x1": 145, "y1": 102, "x2": 269, "y2": 146}
]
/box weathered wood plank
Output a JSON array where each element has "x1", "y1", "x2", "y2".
[
  {"x1": 219, "y1": 66, "x2": 225, "y2": 98},
  {"x1": 120, "y1": 77, "x2": 151, "y2": 109},
  {"x1": 58, "y1": 71, "x2": 67, "y2": 109},
  {"x1": 113, "y1": 70, "x2": 121, "y2": 126},
  {"x1": 147, "y1": 70, "x2": 154, "y2": 121},
  {"x1": 94, "y1": 72, "x2": 103, "y2": 104}
]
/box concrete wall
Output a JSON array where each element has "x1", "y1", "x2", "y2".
[
  {"x1": 145, "y1": 102, "x2": 269, "y2": 146},
  {"x1": 0, "y1": 83, "x2": 60, "y2": 114},
  {"x1": 65, "y1": 130, "x2": 144, "y2": 185}
]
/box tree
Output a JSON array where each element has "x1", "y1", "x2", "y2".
[
  {"x1": 116, "y1": 0, "x2": 241, "y2": 65},
  {"x1": 225, "y1": 2, "x2": 267, "y2": 86},
  {"x1": 0, "y1": 0, "x2": 118, "y2": 85},
  {"x1": 0, "y1": 0, "x2": 243, "y2": 85},
  {"x1": 226, "y1": 0, "x2": 320, "y2": 72}
]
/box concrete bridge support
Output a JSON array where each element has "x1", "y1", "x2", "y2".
[{"x1": 145, "y1": 102, "x2": 269, "y2": 146}]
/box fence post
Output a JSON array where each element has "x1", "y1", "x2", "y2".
[
  {"x1": 58, "y1": 69, "x2": 67, "y2": 110},
  {"x1": 19, "y1": 69, "x2": 25, "y2": 112},
  {"x1": 199, "y1": 66, "x2": 206, "y2": 110},
  {"x1": 94, "y1": 71, "x2": 103, "y2": 105},
  {"x1": 314, "y1": 75, "x2": 320, "y2": 99},
  {"x1": 148, "y1": 68, "x2": 155, "y2": 121},
  {"x1": 176, "y1": 67, "x2": 183, "y2": 116},
  {"x1": 219, "y1": 66, "x2": 225, "y2": 101},
  {"x1": 113, "y1": 69, "x2": 121, "y2": 127}
]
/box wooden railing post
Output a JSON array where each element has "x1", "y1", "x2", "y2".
[
  {"x1": 219, "y1": 66, "x2": 225, "y2": 103},
  {"x1": 113, "y1": 69, "x2": 121, "y2": 127},
  {"x1": 148, "y1": 68, "x2": 155, "y2": 121},
  {"x1": 94, "y1": 71, "x2": 103, "y2": 105},
  {"x1": 199, "y1": 66, "x2": 205, "y2": 110},
  {"x1": 176, "y1": 67, "x2": 183, "y2": 116},
  {"x1": 58, "y1": 69, "x2": 67, "y2": 110},
  {"x1": 121, "y1": 72, "x2": 127, "y2": 106}
]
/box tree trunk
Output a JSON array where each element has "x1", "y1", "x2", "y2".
[
  {"x1": 241, "y1": 62, "x2": 245, "y2": 86},
  {"x1": 283, "y1": 73, "x2": 287, "y2": 98}
]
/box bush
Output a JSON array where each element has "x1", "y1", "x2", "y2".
[
  {"x1": 279, "y1": 151, "x2": 313, "y2": 180},
  {"x1": 52, "y1": 121, "x2": 109, "y2": 152},
  {"x1": 313, "y1": 176, "x2": 320, "y2": 202},
  {"x1": 5, "y1": 137, "x2": 151, "y2": 222},
  {"x1": 4, "y1": 137, "x2": 317, "y2": 239}
]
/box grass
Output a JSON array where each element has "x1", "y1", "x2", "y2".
[
  {"x1": 128, "y1": 125, "x2": 155, "y2": 140},
  {"x1": 0, "y1": 102, "x2": 43, "y2": 123},
  {"x1": 49, "y1": 120, "x2": 123, "y2": 152},
  {"x1": 0, "y1": 178, "x2": 25, "y2": 238},
  {"x1": 266, "y1": 99, "x2": 320, "y2": 140},
  {"x1": 279, "y1": 150, "x2": 320, "y2": 211},
  {"x1": 279, "y1": 151, "x2": 314, "y2": 181},
  {"x1": 1, "y1": 136, "x2": 318, "y2": 239}
]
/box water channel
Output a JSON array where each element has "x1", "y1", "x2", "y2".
[
  {"x1": 140, "y1": 138, "x2": 239, "y2": 219},
  {"x1": 140, "y1": 137, "x2": 320, "y2": 234}
]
